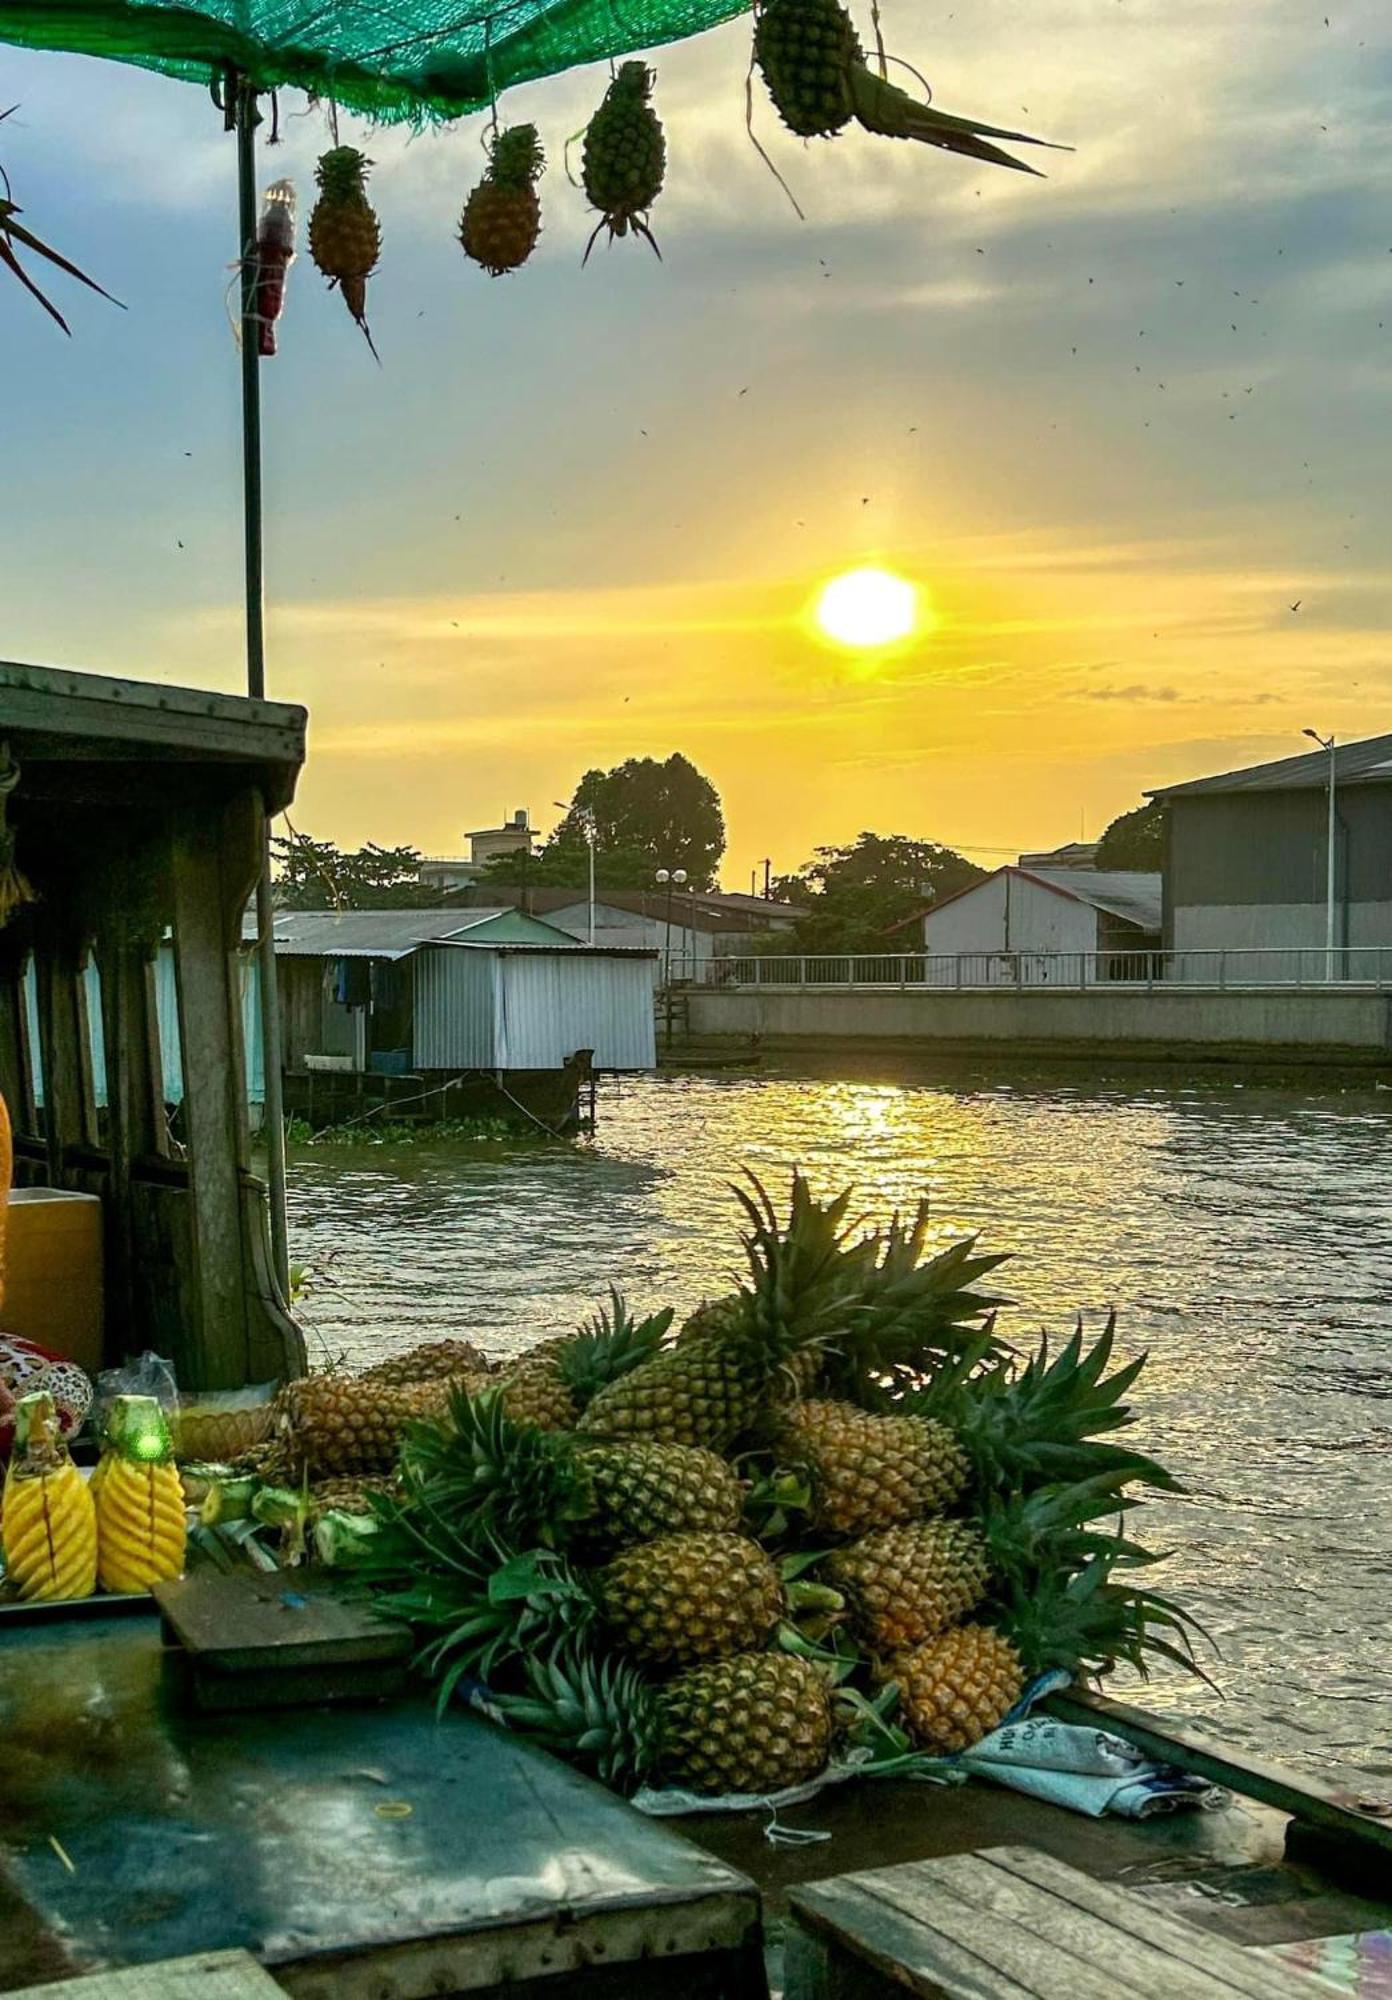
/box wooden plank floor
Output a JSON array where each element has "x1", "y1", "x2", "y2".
[
  {"x1": 787, "y1": 1846, "x2": 1331, "y2": 1999},
  {"x1": 7, "y1": 1951, "x2": 283, "y2": 1999}
]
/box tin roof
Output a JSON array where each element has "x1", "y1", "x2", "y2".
[
  {"x1": 245, "y1": 908, "x2": 577, "y2": 959},
  {"x1": 1148, "y1": 732, "x2": 1392, "y2": 800},
  {"x1": 1026, "y1": 868, "x2": 1163, "y2": 928},
  {"x1": 912, "y1": 866, "x2": 1162, "y2": 934}
]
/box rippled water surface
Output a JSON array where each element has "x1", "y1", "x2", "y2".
[{"x1": 286, "y1": 1064, "x2": 1392, "y2": 1782}]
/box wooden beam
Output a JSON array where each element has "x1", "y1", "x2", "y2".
[
  {"x1": 169, "y1": 810, "x2": 252, "y2": 1389},
  {"x1": 0, "y1": 659, "x2": 304, "y2": 775}
]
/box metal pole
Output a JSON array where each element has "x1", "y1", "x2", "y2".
[
  {"x1": 1325, "y1": 737, "x2": 1337, "y2": 982},
  {"x1": 587, "y1": 823, "x2": 595, "y2": 945},
  {"x1": 236, "y1": 79, "x2": 291, "y2": 1295}
]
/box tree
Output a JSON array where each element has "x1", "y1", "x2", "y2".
[
  {"x1": 1094, "y1": 800, "x2": 1164, "y2": 870},
  {"x1": 271, "y1": 835, "x2": 439, "y2": 909},
  {"x1": 770, "y1": 833, "x2": 986, "y2": 953},
  {"x1": 478, "y1": 838, "x2": 657, "y2": 894},
  {"x1": 549, "y1": 754, "x2": 725, "y2": 889}
]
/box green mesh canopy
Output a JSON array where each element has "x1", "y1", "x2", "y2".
[{"x1": 0, "y1": 0, "x2": 752, "y2": 121}]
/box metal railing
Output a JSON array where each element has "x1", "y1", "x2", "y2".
[{"x1": 662, "y1": 947, "x2": 1392, "y2": 992}]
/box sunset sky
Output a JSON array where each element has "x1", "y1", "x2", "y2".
[{"x1": 4, "y1": 0, "x2": 1390, "y2": 885}]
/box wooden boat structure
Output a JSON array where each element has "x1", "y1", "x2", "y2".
[{"x1": 1, "y1": 663, "x2": 1388, "y2": 1998}]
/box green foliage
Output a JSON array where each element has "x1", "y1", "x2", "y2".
[
  {"x1": 547, "y1": 754, "x2": 726, "y2": 889},
  {"x1": 271, "y1": 833, "x2": 440, "y2": 909},
  {"x1": 285, "y1": 1115, "x2": 543, "y2": 1147},
  {"x1": 1094, "y1": 800, "x2": 1165, "y2": 870},
  {"x1": 768, "y1": 832, "x2": 986, "y2": 952}
]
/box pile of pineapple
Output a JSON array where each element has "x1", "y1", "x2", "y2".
[{"x1": 250, "y1": 1172, "x2": 1204, "y2": 1800}]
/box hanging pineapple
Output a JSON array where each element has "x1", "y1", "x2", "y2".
[
  {"x1": 752, "y1": 0, "x2": 1058, "y2": 173},
  {"x1": 1, "y1": 1391, "x2": 97, "y2": 1601},
  {"x1": 460, "y1": 124, "x2": 545, "y2": 277},
  {"x1": 95, "y1": 1394, "x2": 186, "y2": 1594},
  {"x1": 308, "y1": 146, "x2": 382, "y2": 355},
  {"x1": 581, "y1": 64, "x2": 666, "y2": 263}
]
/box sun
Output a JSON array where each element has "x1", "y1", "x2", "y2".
[{"x1": 815, "y1": 567, "x2": 920, "y2": 649}]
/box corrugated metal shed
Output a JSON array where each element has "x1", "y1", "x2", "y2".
[
  {"x1": 414, "y1": 944, "x2": 656, "y2": 1072},
  {"x1": 1149, "y1": 732, "x2": 1392, "y2": 799}
]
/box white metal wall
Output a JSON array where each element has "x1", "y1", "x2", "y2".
[
  {"x1": 413, "y1": 946, "x2": 499, "y2": 1067},
  {"x1": 497, "y1": 953, "x2": 656, "y2": 1070},
  {"x1": 412, "y1": 947, "x2": 655, "y2": 1071},
  {"x1": 925, "y1": 874, "x2": 1100, "y2": 982}
]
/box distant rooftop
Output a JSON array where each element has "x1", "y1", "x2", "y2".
[
  {"x1": 246, "y1": 908, "x2": 571, "y2": 960},
  {"x1": 1149, "y1": 732, "x2": 1392, "y2": 801},
  {"x1": 1018, "y1": 840, "x2": 1099, "y2": 871},
  {"x1": 1025, "y1": 868, "x2": 1162, "y2": 930}
]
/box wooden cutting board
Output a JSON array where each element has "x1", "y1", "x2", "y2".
[{"x1": 154, "y1": 1569, "x2": 411, "y2": 1711}]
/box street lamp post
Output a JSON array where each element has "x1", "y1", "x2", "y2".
[
  {"x1": 554, "y1": 802, "x2": 597, "y2": 944},
  {"x1": 655, "y1": 867, "x2": 688, "y2": 1047},
  {"x1": 1302, "y1": 728, "x2": 1337, "y2": 981}
]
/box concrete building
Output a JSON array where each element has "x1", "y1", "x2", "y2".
[
  {"x1": 914, "y1": 867, "x2": 1162, "y2": 981},
  {"x1": 1150, "y1": 733, "x2": 1392, "y2": 979},
  {"x1": 418, "y1": 810, "x2": 535, "y2": 892}
]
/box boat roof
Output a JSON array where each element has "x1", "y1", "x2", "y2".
[{"x1": 0, "y1": 658, "x2": 305, "y2": 810}]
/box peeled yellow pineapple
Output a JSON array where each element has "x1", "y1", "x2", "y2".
[
  {"x1": 95, "y1": 1394, "x2": 186, "y2": 1594},
  {"x1": 2, "y1": 1390, "x2": 97, "y2": 1600}
]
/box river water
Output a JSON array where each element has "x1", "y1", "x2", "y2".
[{"x1": 285, "y1": 1064, "x2": 1392, "y2": 1784}]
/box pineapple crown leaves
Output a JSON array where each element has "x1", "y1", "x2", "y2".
[
  {"x1": 358, "y1": 1496, "x2": 597, "y2": 1707},
  {"x1": 315, "y1": 146, "x2": 373, "y2": 201},
  {"x1": 608, "y1": 60, "x2": 657, "y2": 105},
  {"x1": 559, "y1": 1290, "x2": 674, "y2": 1403},
  {"x1": 487, "y1": 123, "x2": 544, "y2": 190},
  {"x1": 398, "y1": 1384, "x2": 591, "y2": 1547},
  {"x1": 997, "y1": 1549, "x2": 1218, "y2": 1691},
  {"x1": 732, "y1": 1172, "x2": 1007, "y2": 1385},
  {"x1": 908, "y1": 1315, "x2": 1181, "y2": 1499},
  {"x1": 978, "y1": 1474, "x2": 1163, "y2": 1592},
  {"x1": 491, "y1": 1643, "x2": 656, "y2": 1790},
  {"x1": 820, "y1": 1226, "x2": 1012, "y2": 1396},
  {"x1": 10, "y1": 1388, "x2": 61, "y2": 1460}
]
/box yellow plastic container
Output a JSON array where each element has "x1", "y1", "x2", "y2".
[{"x1": 3, "y1": 1189, "x2": 104, "y2": 1377}]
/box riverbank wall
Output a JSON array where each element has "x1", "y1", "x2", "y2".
[{"x1": 680, "y1": 985, "x2": 1392, "y2": 1064}]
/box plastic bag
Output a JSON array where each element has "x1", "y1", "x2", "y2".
[{"x1": 95, "y1": 1350, "x2": 178, "y2": 1444}]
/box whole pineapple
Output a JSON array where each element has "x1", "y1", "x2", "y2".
[
  {"x1": 460, "y1": 124, "x2": 544, "y2": 276},
  {"x1": 574, "y1": 1440, "x2": 745, "y2": 1551},
  {"x1": 309, "y1": 146, "x2": 381, "y2": 352},
  {"x1": 776, "y1": 1400, "x2": 970, "y2": 1537},
  {"x1": 753, "y1": 0, "x2": 861, "y2": 138},
  {"x1": 889, "y1": 1624, "x2": 1023, "y2": 1753},
  {"x1": 752, "y1": 0, "x2": 1057, "y2": 173},
  {"x1": 1, "y1": 1391, "x2": 97, "y2": 1601},
  {"x1": 497, "y1": 1646, "x2": 832, "y2": 1796},
  {"x1": 498, "y1": 1295, "x2": 673, "y2": 1432},
  {"x1": 95, "y1": 1395, "x2": 186, "y2": 1595},
  {"x1": 823, "y1": 1518, "x2": 989, "y2": 1653},
  {"x1": 361, "y1": 1339, "x2": 491, "y2": 1387},
  {"x1": 580, "y1": 1175, "x2": 856, "y2": 1449},
  {"x1": 276, "y1": 1372, "x2": 453, "y2": 1478},
  {"x1": 581, "y1": 63, "x2": 666, "y2": 262},
  {"x1": 593, "y1": 1531, "x2": 782, "y2": 1665}
]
